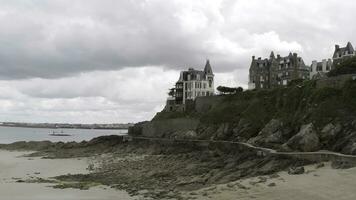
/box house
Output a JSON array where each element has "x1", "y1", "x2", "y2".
[
  {"x1": 310, "y1": 59, "x2": 333, "y2": 79},
  {"x1": 248, "y1": 52, "x2": 309, "y2": 89},
  {"x1": 165, "y1": 60, "x2": 215, "y2": 111},
  {"x1": 333, "y1": 42, "x2": 355, "y2": 66}
]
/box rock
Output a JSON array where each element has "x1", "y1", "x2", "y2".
[
  {"x1": 214, "y1": 123, "x2": 231, "y2": 139},
  {"x1": 285, "y1": 123, "x2": 320, "y2": 152},
  {"x1": 320, "y1": 123, "x2": 342, "y2": 143},
  {"x1": 247, "y1": 119, "x2": 284, "y2": 146},
  {"x1": 315, "y1": 163, "x2": 325, "y2": 169},
  {"x1": 172, "y1": 130, "x2": 198, "y2": 140},
  {"x1": 288, "y1": 166, "x2": 305, "y2": 175},
  {"x1": 268, "y1": 183, "x2": 276, "y2": 187},
  {"x1": 232, "y1": 119, "x2": 254, "y2": 140},
  {"x1": 331, "y1": 161, "x2": 355, "y2": 169},
  {"x1": 227, "y1": 183, "x2": 235, "y2": 188}
]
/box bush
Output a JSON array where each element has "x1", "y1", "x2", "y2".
[
  {"x1": 328, "y1": 56, "x2": 356, "y2": 77},
  {"x1": 217, "y1": 86, "x2": 244, "y2": 95}
]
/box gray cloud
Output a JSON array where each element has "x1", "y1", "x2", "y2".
[
  {"x1": 0, "y1": 0, "x2": 354, "y2": 80},
  {"x1": 0, "y1": 0, "x2": 355, "y2": 123}
]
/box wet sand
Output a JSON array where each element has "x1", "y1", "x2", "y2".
[
  {"x1": 0, "y1": 150, "x2": 135, "y2": 200},
  {"x1": 184, "y1": 163, "x2": 356, "y2": 200}
]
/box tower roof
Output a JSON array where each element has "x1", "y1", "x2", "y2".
[
  {"x1": 333, "y1": 42, "x2": 354, "y2": 58},
  {"x1": 204, "y1": 59, "x2": 213, "y2": 74},
  {"x1": 270, "y1": 51, "x2": 275, "y2": 58}
]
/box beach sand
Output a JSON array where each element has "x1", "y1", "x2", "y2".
[
  {"x1": 184, "y1": 163, "x2": 356, "y2": 200},
  {"x1": 0, "y1": 150, "x2": 135, "y2": 200}
]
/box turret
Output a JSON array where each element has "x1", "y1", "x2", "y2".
[
  {"x1": 269, "y1": 51, "x2": 275, "y2": 60},
  {"x1": 204, "y1": 59, "x2": 213, "y2": 74}
]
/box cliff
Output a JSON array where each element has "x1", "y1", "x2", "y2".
[{"x1": 129, "y1": 77, "x2": 356, "y2": 155}]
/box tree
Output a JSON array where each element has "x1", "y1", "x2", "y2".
[
  {"x1": 328, "y1": 56, "x2": 356, "y2": 77},
  {"x1": 217, "y1": 86, "x2": 244, "y2": 95}
]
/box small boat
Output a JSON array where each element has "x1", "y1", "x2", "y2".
[{"x1": 49, "y1": 130, "x2": 71, "y2": 137}]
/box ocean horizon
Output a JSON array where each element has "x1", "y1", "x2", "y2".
[{"x1": 0, "y1": 126, "x2": 127, "y2": 144}]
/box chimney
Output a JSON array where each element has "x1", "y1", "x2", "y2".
[
  {"x1": 258, "y1": 57, "x2": 261, "y2": 60},
  {"x1": 335, "y1": 45, "x2": 340, "y2": 50},
  {"x1": 252, "y1": 56, "x2": 255, "y2": 60},
  {"x1": 277, "y1": 54, "x2": 281, "y2": 59}
]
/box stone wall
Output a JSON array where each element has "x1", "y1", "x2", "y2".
[
  {"x1": 316, "y1": 74, "x2": 356, "y2": 89},
  {"x1": 130, "y1": 118, "x2": 200, "y2": 138},
  {"x1": 194, "y1": 95, "x2": 223, "y2": 113}
]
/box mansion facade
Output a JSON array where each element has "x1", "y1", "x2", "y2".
[
  {"x1": 248, "y1": 52, "x2": 309, "y2": 89},
  {"x1": 249, "y1": 42, "x2": 355, "y2": 89},
  {"x1": 175, "y1": 60, "x2": 214, "y2": 104},
  {"x1": 165, "y1": 60, "x2": 214, "y2": 112}
]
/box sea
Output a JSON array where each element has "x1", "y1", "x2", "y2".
[{"x1": 0, "y1": 126, "x2": 128, "y2": 144}]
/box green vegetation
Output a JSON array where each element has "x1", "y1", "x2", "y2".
[
  {"x1": 217, "y1": 86, "x2": 243, "y2": 95},
  {"x1": 328, "y1": 56, "x2": 356, "y2": 77},
  {"x1": 153, "y1": 78, "x2": 356, "y2": 137}
]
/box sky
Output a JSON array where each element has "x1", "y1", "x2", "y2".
[{"x1": 0, "y1": 0, "x2": 355, "y2": 123}]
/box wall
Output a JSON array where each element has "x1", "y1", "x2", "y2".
[
  {"x1": 194, "y1": 95, "x2": 224, "y2": 113},
  {"x1": 139, "y1": 118, "x2": 200, "y2": 138},
  {"x1": 316, "y1": 74, "x2": 356, "y2": 89}
]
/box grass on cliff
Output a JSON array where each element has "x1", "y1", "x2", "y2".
[
  {"x1": 153, "y1": 78, "x2": 356, "y2": 136},
  {"x1": 328, "y1": 56, "x2": 356, "y2": 77}
]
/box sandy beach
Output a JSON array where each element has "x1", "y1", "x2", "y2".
[
  {"x1": 184, "y1": 163, "x2": 356, "y2": 200},
  {"x1": 0, "y1": 150, "x2": 135, "y2": 200}
]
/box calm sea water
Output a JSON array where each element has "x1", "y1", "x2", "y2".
[{"x1": 0, "y1": 126, "x2": 127, "y2": 144}]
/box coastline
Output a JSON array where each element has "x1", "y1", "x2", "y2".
[
  {"x1": 0, "y1": 150, "x2": 135, "y2": 200},
  {"x1": 1, "y1": 136, "x2": 356, "y2": 200}
]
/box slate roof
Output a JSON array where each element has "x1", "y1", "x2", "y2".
[
  {"x1": 204, "y1": 60, "x2": 213, "y2": 74},
  {"x1": 333, "y1": 42, "x2": 354, "y2": 58}
]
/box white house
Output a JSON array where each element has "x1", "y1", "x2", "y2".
[{"x1": 174, "y1": 60, "x2": 215, "y2": 104}]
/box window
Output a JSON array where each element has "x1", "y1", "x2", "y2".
[
  {"x1": 209, "y1": 80, "x2": 212, "y2": 87},
  {"x1": 203, "y1": 83, "x2": 206, "y2": 89}
]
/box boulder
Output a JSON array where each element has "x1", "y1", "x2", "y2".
[
  {"x1": 285, "y1": 123, "x2": 320, "y2": 152},
  {"x1": 320, "y1": 123, "x2": 342, "y2": 143},
  {"x1": 288, "y1": 166, "x2": 305, "y2": 175},
  {"x1": 231, "y1": 119, "x2": 255, "y2": 141},
  {"x1": 248, "y1": 119, "x2": 284, "y2": 145},
  {"x1": 214, "y1": 123, "x2": 231, "y2": 139},
  {"x1": 171, "y1": 130, "x2": 197, "y2": 140}
]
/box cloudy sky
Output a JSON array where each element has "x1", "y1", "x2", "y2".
[{"x1": 0, "y1": 0, "x2": 355, "y2": 123}]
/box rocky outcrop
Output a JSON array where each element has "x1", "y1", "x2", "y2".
[
  {"x1": 214, "y1": 123, "x2": 232, "y2": 140},
  {"x1": 285, "y1": 123, "x2": 320, "y2": 152},
  {"x1": 231, "y1": 119, "x2": 256, "y2": 141},
  {"x1": 247, "y1": 119, "x2": 284, "y2": 147},
  {"x1": 129, "y1": 118, "x2": 199, "y2": 138},
  {"x1": 288, "y1": 166, "x2": 305, "y2": 175},
  {"x1": 320, "y1": 123, "x2": 342, "y2": 145}
]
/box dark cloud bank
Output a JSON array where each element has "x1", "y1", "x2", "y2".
[{"x1": 0, "y1": 0, "x2": 355, "y2": 123}]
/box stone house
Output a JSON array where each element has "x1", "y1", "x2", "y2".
[
  {"x1": 165, "y1": 60, "x2": 215, "y2": 112},
  {"x1": 310, "y1": 59, "x2": 333, "y2": 79},
  {"x1": 249, "y1": 52, "x2": 309, "y2": 89},
  {"x1": 333, "y1": 42, "x2": 355, "y2": 66}
]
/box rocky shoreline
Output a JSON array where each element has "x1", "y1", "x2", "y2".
[{"x1": 0, "y1": 135, "x2": 316, "y2": 199}]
